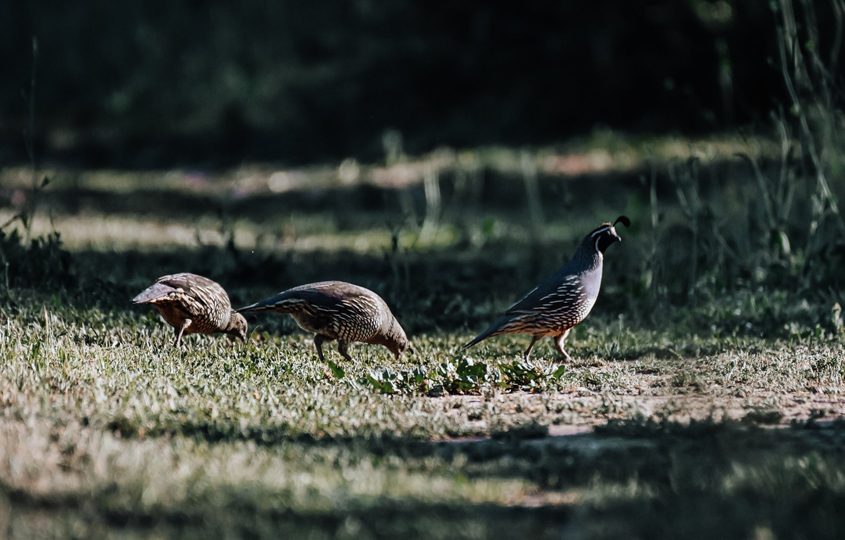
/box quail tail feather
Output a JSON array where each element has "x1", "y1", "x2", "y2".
[
  {"x1": 132, "y1": 282, "x2": 173, "y2": 304},
  {"x1": 463, "y1": 317, "x2": 509, "y2": 350}
]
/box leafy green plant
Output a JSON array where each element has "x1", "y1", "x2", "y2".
[
  {"x1": 498, "y1": 359, "x2": 561, "y2": 392},
  {"x1": 436, "y1": 357, "x2": 492, "y2": 394},
  {"x1": 362, "y1": 366, "x2": 428, "y2": 395}
]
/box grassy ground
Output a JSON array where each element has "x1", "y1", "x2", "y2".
[{"x1": 1, "y1": 138, "x2": 844, "y2": 538}]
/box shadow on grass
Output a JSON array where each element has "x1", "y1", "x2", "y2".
[
  {"x1": 2, "y1": 488, "x2": 572, "y2": 540},
  {"x1": 6, "y1": 419, "x2": 845, "y2": 539},
  {"x1": 10, "y1": 155, "x2": 757, "y2": 230},
  {"x1": 21, "y1": 164, "x2": 646, "y2": 220}
]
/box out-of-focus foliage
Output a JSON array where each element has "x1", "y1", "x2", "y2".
[{"x1": 1, "y1": 0, "x2": 838, "y2": 166}]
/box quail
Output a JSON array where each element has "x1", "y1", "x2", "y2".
[
  {"x1": 133, "y1": 272, "x2": 248, "y2": 346},
  {"x1": 464, "y1": 216, "x2": 630, "y2": 360},
  {"x1": 238, "y1": 281, "x2": 409, "y2": 361}
]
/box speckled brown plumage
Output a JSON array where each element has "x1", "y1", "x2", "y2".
[
  {"x1": 238, "y1": 281, "x2": 409, "y2": 360},
  {"x1": 464, "y1": 216, "x2": 629, "y2": 360},
  {"x1": 133, "y1": 273, "x2": 247, "y2": 346}
]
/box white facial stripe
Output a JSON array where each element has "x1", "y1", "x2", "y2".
[{"x1": 592, "y1": 225, "x2": 620, "y2": 252}]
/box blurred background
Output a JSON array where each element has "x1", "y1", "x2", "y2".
[
  {"x1": 0, "y1": 0, "x2": 844, "y2": 338},
  {"x1": 0, "y1": 0, "x2": 814, "y2": 166}
]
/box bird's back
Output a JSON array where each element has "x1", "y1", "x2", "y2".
[
  {"x1": 289, "y1": 280, "x2": 378, "y2": 301},
  {"x1": 242, "y1": 281, "x2": 381, "y2": 312},
  {"x1": 506, "y1": 254, "x2": 600, "y2": 313}
]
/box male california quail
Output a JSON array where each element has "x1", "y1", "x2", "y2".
[
  {"x1": 238, "y1": 281, "x2": 409, "y2": 360},
  {"x1": 133, "y1": 273, "x2": 248, "y2": 346},
  {"x1": 464, "y1": 216, "x2": 630, "y2": 360}
]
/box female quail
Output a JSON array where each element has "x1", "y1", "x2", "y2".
[
  {"x1": 464, "y1": 216, "x2": 629, "y2": 360},
  {"x1": 133, "y1": 273, "x2": 247, "y2": 346},
  {"x1": 238, "y1": 281, "x2": 409, "y2": 361}
]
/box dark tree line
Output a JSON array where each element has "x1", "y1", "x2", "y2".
[{"x1": 0, "y1": 0, "x2": 837, "y2": 166}]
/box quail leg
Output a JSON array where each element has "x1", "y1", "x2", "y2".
[
  {"x1": 173, "y1": 319, "x2": 192, "y2": 347},
  {"x1": 523, "y1": 336, "x2": 540, "y2": 360},
  {"x1": 313, "y1": 334, "x2": 327, "y2": 361},
  {"x1": 337, "y1": 341, "x2": 353, "y2": 362},
  {"x1": 315, "y1": 335, "x2": 342, "y2": 379},
  {"x1": 553, "y1": 329, "x2": 572, "y2": 361}
]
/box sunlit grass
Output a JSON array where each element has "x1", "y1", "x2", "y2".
[{"x1": 0, "y1": 293, "x2": 842, "y2": 537}]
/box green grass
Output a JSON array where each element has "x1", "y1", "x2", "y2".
[
  {"x1": 1, "y1": 297, "x2": 843, "y2": 538},
  {"x1": 1, "y1": 137, "x2": 844, "y2": 538}
]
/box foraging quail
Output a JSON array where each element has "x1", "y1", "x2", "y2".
[
  {"x1": 238, "y1": 281, "x2": 409, "y2": 360},
  {"x1": 132, "y1": 272, "x2": 248, "y2": 346},
  {"x1": 464, "y1": 216, "x2": 630, "y2": 360}
]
